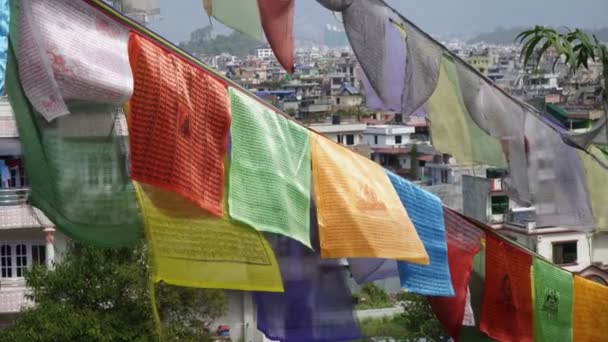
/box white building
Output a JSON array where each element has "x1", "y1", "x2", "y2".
[
  {"x1": 308, "y1": 122, "x2": 367, "y2": 147},
  {"x1": 364, "y1": 125, "x2": 415, "y2": 148},
  {"x1": 255, "y1": 47, "x2": 273, "y2": 59}
]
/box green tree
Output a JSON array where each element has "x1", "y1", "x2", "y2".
[
  {"x1": 0, "y1": 244, "x2": 227, "y2": 342},
  {"x1": 179, "y1": 26, "x2": 261, "y2": 57},
  {"x1": 394, "y1": 292, "x2": 448, "y2": 341}
]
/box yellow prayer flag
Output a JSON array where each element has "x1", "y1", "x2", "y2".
[
  {"x1": 135, "y1": 183, "x2": 284, "y2": 292},
  {"x1": 573, "y1": 275, "x2": 608, "y2": 341},
  {"x1": 311, "y1": 133, "x2": 429, "y2": 264}
]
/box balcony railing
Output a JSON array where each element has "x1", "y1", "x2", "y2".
[{"x1": 0, "y1": 188, "x2": 29, "y2": 206}]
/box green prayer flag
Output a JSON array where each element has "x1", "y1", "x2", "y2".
[
  {"x1": 210, "y1": 0, "x2": 264, "y2": 41},
  {"x1": 533, "y1": 258, "x2": 573, "y2": 342},
  {"x1": 428, "y1": 56, "x2": 506, "y2": 167},
  {"x1": 6, "y1": 7, "x2": 143, "y2": 246},
  {"x1": 228, "y1": 88, "x2": 311, "y2": 248}
]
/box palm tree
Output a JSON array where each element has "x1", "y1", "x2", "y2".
[{"x1": 516, "y1": 26, "x2": 607, "y2": 148}]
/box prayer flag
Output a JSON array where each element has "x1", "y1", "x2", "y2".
[
  {"x1": 18, "y1": 0, "x2": 133, "y2": 121},
  {"x1": 128, "y1": 33, "x2": 231, "y2": 217},
  {"x1": 578, "y1": 147, "x2": 608, "y2": 232},
  {"x1": 204, "y1": 0, "x2": 264, "y2": 41},
  {"x1": 532, "y1": 258, "x2": 573, "y2": 342},
  {"x1": 387, "y1": 171, "x2": 453, "y2": 296},
  {"x1": 480, "y1": 234, "x2": 533, "y2": 342},
  {"x1": 573, "y1": 275, "x2": 608, "y2": 341},
  {"x1": 311, "y1": 132, "x2": 428, "y2": 263},
  {"x1": 135, "y1": 183, "x2": 283, "y2": 292},
  {"x1": 258, "y1": 0, "x2": 295, "y2": 73},
  {"x1": 0, "y1": 0, "x2": 8, "y2": 94},
  {"x1": 228, "y1": 87, "x2": 311, "y2": 248}
]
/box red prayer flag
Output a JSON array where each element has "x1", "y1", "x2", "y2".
[
  {"x1": 429, "y1": 209, "x2": 484, "y2": 341},
  {"x1": 480, "y1": 234, "x2": 534, "y2": 342},
  {"x1": 257, "y1": 0, "x2": 295, "y2": 73},
  {"x1": 128, "y1": 33, "x2": 231, "y2": 216}
]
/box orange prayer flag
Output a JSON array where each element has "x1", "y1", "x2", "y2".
[
  {"x1": 310, "y1": 133, "x2": 428, "y2": 263},
  {"x1": 480, "y1": 234, "x2": 534, "y2": 342},
  {"x1": 573, "y1": 275, "x2": 608, "y2": 341},
  {"x1": 127, "y1": 33, "x2": 231, "y2": 217},
  {"x1": 257, "y1": 0, "x2": 295, "y2": 73}
]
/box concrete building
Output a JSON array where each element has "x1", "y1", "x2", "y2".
[{"x1": 308, "y1": 122, "x2": 367, "y2": 147}]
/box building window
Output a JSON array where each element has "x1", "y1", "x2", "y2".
[
  {"x1": 336, "y1": 97, "x2": 341, "y2": 105},
  {"x1": 374, "y1": 135, "x2": 378, "y2": 144},
  {"x1": 345, "y1": 134, "x2": 355, "y2": 146},
  {"x1": 32, "y1": 245, "x2": 46, "y2": 266},
  {"x1": 15, "y1": 244, "x2": 27, "y2": 277},
  {"x1": 553, "y1": 241, "x2": 578, "y2": 265},
  {"x1": 395, "y1": 135, "x2": 402, "y2": 144},
  {"x1": 336, "y1": 135, "x2": 343, "y2": 144},
  {"x1": 1, "y1": 245, "x2": 12, "y2": 278},
  {"x1": 440, "y1": 170, "x2": 449, "y2": 184},
  {"x1": 491, "y1": 195, "x2": 509, "y2": 215}
]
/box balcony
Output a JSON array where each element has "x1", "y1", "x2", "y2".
[{"x1": 0, "y1": 188, "x2": 29, "y2": 207}]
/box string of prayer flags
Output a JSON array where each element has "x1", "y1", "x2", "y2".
[
  {"x1": 18, "y1": 0, "x2": 133, "y2": 121},
  {"x1": 6, "y1": 42, "x2": 143, "y2": 247},
  {"x1": 127, "y1": 33, "x2": 231, "y2": 217},
  {"x1": 573, "y1": 276, "x2": 608, "y2": 341},
  {"x1": 255, "y1": 210, "x2": 361, "y2": 342},
  {"x1": 311, "y1": 132, "x2": 428, "y2": 263},
  {"x1": 258, "y1": 0, "x2": 295, "y2": 73},
  {"x1": 578, "y1": 147, "x2": 608, "y2": 232},
  {"x1": 532, "y1": 258, "x2": 573, "y2": 342},
  {"x1": 0, "y1": 0, "x2": 8, "y2": 94},
  {"x1": 135, "y1": 183, "x2": 283, "y2": 292},
  {"x1": 427, "y1": 57, "x2": 506, "y2": 168},
  {"x1": 401, "y1": 21, "x2": 442, "y2": 118},
  {"x1": 228, "y1": 87, "x2": 311, "y2": 248},
  {"x1": 480, "y1": 234, "x2": 533, "y2": 342},
  {"x1": 343, "y1": 0, "x2": 388, "y2": 106},
  {"x1": 359, "y1": 17, "x2": 407, "y2": 112},
  {"x1": 524, "y1": 113, "x2": 594, "y2": 231},
  {"x1": 202, "y1": 0, "x2": 264, "y2": 41},
  {"x1": 429, "y1": 209, "x2": 484, "y2": 341},
  {"x1": 387, "y1": 171, "x2": 453, "y2": 296}
]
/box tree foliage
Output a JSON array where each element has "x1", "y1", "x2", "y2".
[
  {"x1": 395, "y1": 292, "x2": 449, "y2": 341},
  {"x1": 0, "y1": 244, "x2": 227, "y2": 342},
  {"x1": 179, "y1": 26, "x2": 261, "y2": 57}
]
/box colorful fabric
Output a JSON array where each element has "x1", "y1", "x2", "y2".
[
  {"x1": 428, "y1": 208, "x2": 484, "y2": 341},
  {"x1": 311, "y1": 132, "x2": 428, "y2": 263},
  {"x1": 135, "y1": 183, "x2": 283, "y2": 292},
  {"x1": 348, "y1": 258, "x2": 398, "y2": 284},
  {"x1": 258, "y1": 0, "x2": 295, "y2": 73},
  {"x1": 343, "y1": 0, "x2": 388, "y2": 107},
  {"x1": 18, "y1": 0, "x2": 133, "y2": 121},
  {"x1": 128, "y1": 33, "x2": 231, "y2": 217},
  {"x1": 524, "y1": 113, "x2": 594, "y2": 231},
  {"x1": 359, "y1": 16, "x2": 406, "y2": 112},
  {"x1": 532, "y1": 258, "x2": 573, "y2": 342},
  {"x1": 228, "y1": 88, "x2": 311, "y2": 248},
  {"x1": 387, "y1": 171, "x2": 453, "y2": 296},
  {"x1": 428, "y1": 57, "x2": 506, "y2": 167},
  {"x1": 207, "y1": 0, "x2": 263, "y2": 41},
  {"x1": 6, "y1": 42, "x2": 142, "y2": 247},
  {"x1": 573, "y1": 275, "x2": 608, "y2": 341},
  {"x1": 480, "y1": 234, "x2": 533, "y2": 342},
  {"x1": 255, "y1": 208, "x2": 361, "y2": 342},
  {"x1": 0, "y1": 0, "x2": 8, "y2": 94},
  {"x1": 578, "y1": 147, "x2": 608, "y2": 232}
]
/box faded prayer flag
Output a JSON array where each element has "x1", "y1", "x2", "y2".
[
  {"x1": 532, "y1": 258, "x2": 573, "y2": 342},
  {"x1": 311, "y1": 132, "x2": 428, "y2": 263},
  {"x1": 258, "y1": 0, "x2": 295, "y2": 73},
  {"x1": 480, "y1": 234, "x2": 533, "y2": 342},
  {"x1": 427, "y1": 57, "x2": 506, "y2": 167},
  {"x1": 255, "y1": 206, "x2": 361, "y2": 342},
  {"x1": 578, "y1": 147, "x2": 608, "y2": 232},
  {"x1": 6, "y1": 40, "x2": 142, "y2": 247},
  {"x1": 387, "y1": 171, "x2": 453, "y2": 296},
  {"x1": 204, "y1": 0, "x2": 264, "y2": 41},
  {"x1": 128, "y1": 33, "x2": 231, "y2": 217},
  {"x1": 573, "y1": 275, "x2": 608, "y2": 341},
  {"x1": 428, "y1": 209, "x2": 484, "y2": 341},
  {"x1": 228, "y1": 87, "x2": 311, "y2": 248},
  {"x1": 18, "y1": 0, "x2": 133, "y2": 121},
  {"x1": 135, "y1": 183, "x2": 283, "y2": 292}
]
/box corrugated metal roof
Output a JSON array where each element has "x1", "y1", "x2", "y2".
[{"x1": 0, "y1": 205, "x2": 54, "y2": 229}]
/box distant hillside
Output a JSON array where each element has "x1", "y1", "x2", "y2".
[{"x1": 469, "y1": 26, "x2": 608, "y2": 44}]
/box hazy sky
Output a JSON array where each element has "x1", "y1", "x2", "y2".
[{"x1": 148, "y1": 0, "x2": 608, "y2": 43}]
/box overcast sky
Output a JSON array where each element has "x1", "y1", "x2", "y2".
[{"x1": 148, "y1": 0, "x2": 608, "y2": 43}]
